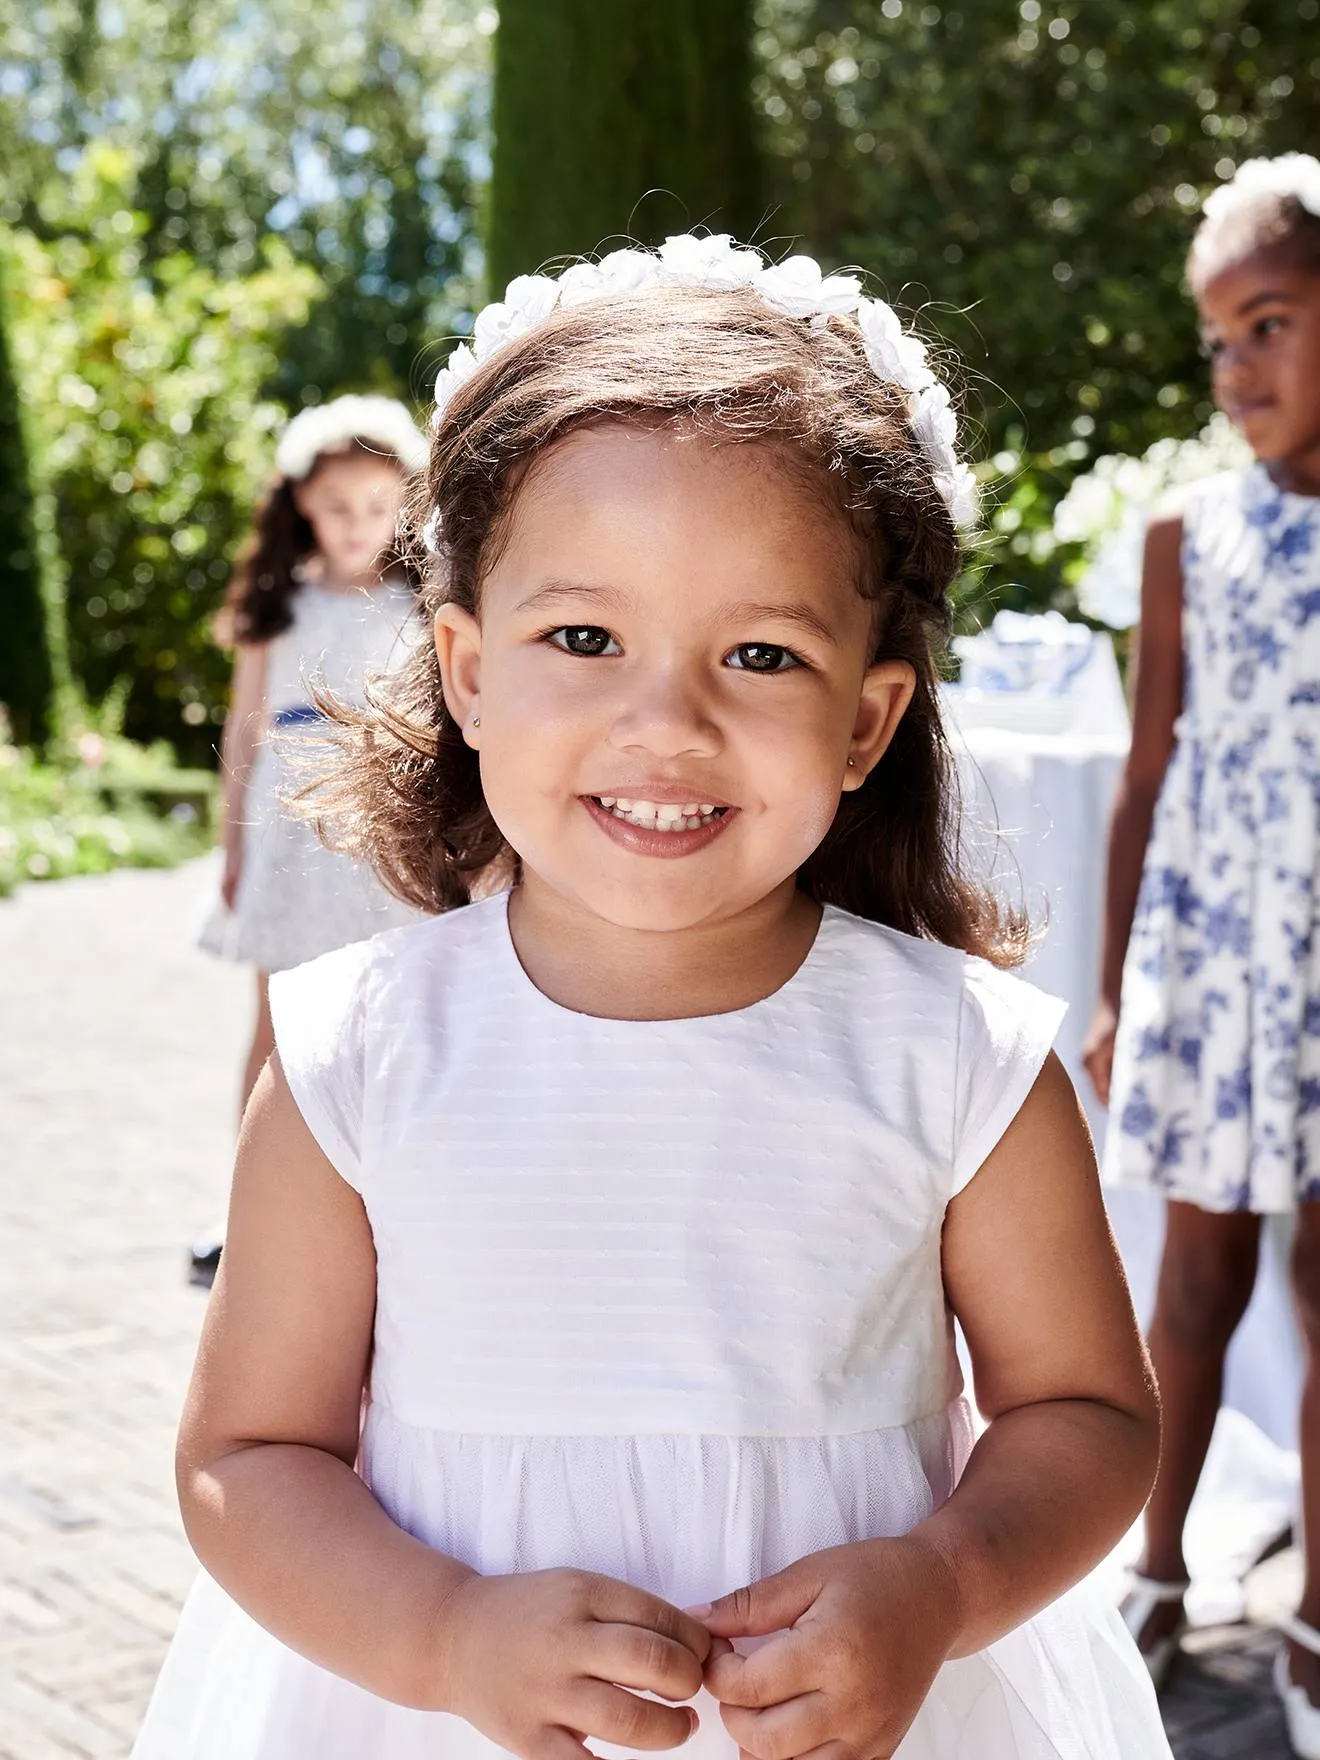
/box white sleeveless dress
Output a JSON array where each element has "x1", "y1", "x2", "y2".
[
  {"x1": 1105, "y1": 466, "x2": 1320, "y2": 1212},
  {"x1": 135, "y1": 897, "x2": 1170, "y2": 1760},
  {"x1": 197, "y1": 579, "x2": 421, "y2": 972}
]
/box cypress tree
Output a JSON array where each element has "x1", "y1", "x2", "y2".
[
  {"x1": 487, "y1": 0, "x2": 762, "y2": 293},
  {"x1": 0, "y1": 243, "x2": 55, "y2": 746}
]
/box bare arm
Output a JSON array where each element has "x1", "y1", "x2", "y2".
[
  {"x1": 217, "y1": 640, "x2": 269, "y2": 906},
  {"x1": 1082, "y1": 511, "x2": 1185, "y2": 1104},
  {"x1": 918, "y1": 1052, "x2": 1159, "y2": 1649},
  {"x1": 178, "y1": 1059, "x2": 709, "y2": 1751},
  {"x1": 702, "y1": 1058, "x2": 1159, "y2": 1756}
]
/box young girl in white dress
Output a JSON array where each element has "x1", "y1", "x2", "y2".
[
  {"x1": 200, "y1": 395, "x2": 428, "y2": 1113},
  {"x1": 137, "y1": 237, "x2": 1171, "y2": 1760},
  {"x1": 1082, "y1": 157, "x2": 1320, "y2": 1748}
]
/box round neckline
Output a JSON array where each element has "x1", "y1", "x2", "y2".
[
  {"x1": 493, "y1": 889, "x2": 838, "y2": 1026},
  {"x1": 1252, "y1": 460, "x2": 1320, "y2": 508}
]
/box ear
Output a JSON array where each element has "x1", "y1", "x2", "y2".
[
  {"x1": 844, "y1": 659, "x2": 916, "y2": 791},
  {"x1": 433, "y1": 605, "x2": 483, "y2": 747}
]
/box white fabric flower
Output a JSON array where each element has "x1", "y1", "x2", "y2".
[
  {"x1": 473, "y1": 274, "x2": 560, "y2": 359},
  {"x1": 857, "y1": 298, "x2": 936, "y2": 393},
  {"x1": 275, "y1": 394, "x2": 429, "y2": 481},
  {"x1": 596, "y1": 247, "x2": 670, "y2": 294},
  {"x1": 756, "y1": 255, "x2": 863, "y2": 318},
  {"x1": 1204, "y1": 152, "x2": 1320, "y2": 223},
  {"x1": 429, "y1": 233, "x2": 976, "y2": 527},
  {"x1": 657, "y1": 232, "x2": 763, "y2": 289},
  {"x1": 910, "y1": 383, "x2": 958, "y2": 462}
]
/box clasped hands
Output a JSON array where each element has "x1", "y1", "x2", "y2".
[{"x1": 440, "y1": 1538, "x2": 961, "y2": 1760}]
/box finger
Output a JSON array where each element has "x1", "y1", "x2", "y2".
[
  {"x1": 584, "y1": 1580, "x2": 712, "y2": 1663},
  {"x1": 705, "y1": 1628, "x2": 815, "y2": 1709},
  {"x1": 569, "y1": 1681, "x2": 700, "y2": 1752},
  {"x1": 719, "y1": 1692, "x2": 832, "y2": 1760},
  {"x1": 530, "y1": 1729, "x2": 593, "y2": 1760},
  {"x1": 590, "y1": 1622, "x2": 706, "y2": 1701},
  {"x1": 703, "y1": 1563, "x2": 821, "y2": 1640}
]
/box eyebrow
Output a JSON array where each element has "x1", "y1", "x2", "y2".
[
  {"x1": 513, "y1": 581, "x2": 635, "y2": 616},
  {"x1": 1237, "y1": 289, "x2": 1294, "y2": 316},
  {"x1": 722, "y1": 599, "x2": 840, "y2": 646}
]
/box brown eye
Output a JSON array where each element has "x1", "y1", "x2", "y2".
[
  {"x1": 727, "y1": 643, "x2": 799, "y2": 673},
  {"x1": 549, "y1": 626, "x2": 619, "y2": 656}
]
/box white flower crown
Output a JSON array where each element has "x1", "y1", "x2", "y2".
[
  {"x1": 432, "y1": 233, "x2": 979, "y2": 529},
  {"x1": 275, "y1": 393, "x2": 430, "y2": 483},
  {"x1": 1203, "y1": 153, "x2": 1320, "y2": 227}
]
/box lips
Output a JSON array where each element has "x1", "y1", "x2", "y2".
[{"x1": 580, "y1": 793, "x2": 736, "y2": 857}]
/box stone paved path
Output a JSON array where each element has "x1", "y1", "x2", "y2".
[
  {"x1": 0, "y1": 862, "x2": 245, "y2": 1758},
  {"x1": 0, "y1": 861, "x2": 1303, "y2": 1755}
]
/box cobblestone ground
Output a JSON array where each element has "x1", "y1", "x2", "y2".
[
  {"x1": 0, "y1": 861, "x2": 1303, "y2": 1756},
  {"x1": 0, "y1": 862, "x2": 245, "y2": 1758}
]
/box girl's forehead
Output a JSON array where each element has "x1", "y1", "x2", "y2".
[
  {"x1": 1195, "y1": 245, "x2": 1320, "y2": 323},
  {"x1": 482, "y1": 425, "x2": 868, "y2": 625}
]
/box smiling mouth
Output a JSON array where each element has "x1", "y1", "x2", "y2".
[{"x1": 591, "y1": 796, "x2": 730, "y2": 832}]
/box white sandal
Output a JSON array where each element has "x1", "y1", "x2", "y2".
[
  {"x1": 1119, "y1": 1572, "x2": 1189, "y2": 1691},
  {"x1": 1277, "y1": 1614, "x2": 1320, "y2": 1757}
]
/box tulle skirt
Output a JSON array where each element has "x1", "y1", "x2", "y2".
[{"x1": 132, "y1": 1402, "x2": 1170, "y2": 1759}]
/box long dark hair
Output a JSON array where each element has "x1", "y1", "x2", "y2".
[
  {"x1": 303, "y1": 285, "x2": 1027, "y2": 966},
  {"x1": 220, "y1": 438, "x2": 424, "y2": 646}
]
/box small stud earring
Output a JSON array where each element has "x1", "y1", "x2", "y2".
[
  {"x1": 471, "y1": 716, "x2": 481, "y2": 728},
  {"x1": 847, "y1": 755, "x2": 856, "y2": 768}
]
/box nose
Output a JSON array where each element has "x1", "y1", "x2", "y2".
[{"x1": 608, "y1": 663, "x2": 722, "y2": 761}]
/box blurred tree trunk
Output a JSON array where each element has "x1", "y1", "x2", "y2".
[
  {"x1": 488, "y1": 0, "x2": 763, "y2": 292},
  {"x1": 0, "y1": 243, "x2": 55, "y2": 746}
]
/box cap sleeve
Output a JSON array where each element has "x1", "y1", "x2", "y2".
[
  {"x1": 952, "y1": 959, "x2": 1067, "y2": 1195},
  {"x1": 268, "y1": 940, "x2": 375, "y2": 1190}
]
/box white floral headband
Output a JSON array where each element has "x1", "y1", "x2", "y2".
[
  {"x1": 275, "y1": 393, "x2": 430, "y2": 482},
  {"x1": 1202, "y1": 153, "x2": 1320, "y2": 227},
  {"x1": 431, "y1": 233, "x2": 979, "y2": 529}
]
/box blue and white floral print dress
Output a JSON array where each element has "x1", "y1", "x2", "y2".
[{"x1": 1105, "y1": 465, "x2": 1320, "y2": 1213}]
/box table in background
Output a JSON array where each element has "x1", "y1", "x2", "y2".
[{"x1": 952, "y1": 716, "x2": 1301, "y2": 1610}]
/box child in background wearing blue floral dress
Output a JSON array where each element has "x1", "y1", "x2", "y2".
[
  {"x1": 1084, "y1": 156, "x2": 1320, "y2": 1750},
  {"x1": 136, "y1": 236, "x2": 1171, "y2": 1760}
]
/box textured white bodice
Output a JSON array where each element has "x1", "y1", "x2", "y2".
[
  {"x1": 273, "y1": 897, "x2": 1061, "y2": 1443},
  {"x1": 263, "y1": 578, "x2": 418, "y2": 714}
]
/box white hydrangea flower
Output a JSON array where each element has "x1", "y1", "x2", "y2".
[
  {"x1": 1204, "y1": 152, "x2": 1320, "y2": 224},
  {"x1": 274, "y1": 393, "x2": 429, "y2": 481}
]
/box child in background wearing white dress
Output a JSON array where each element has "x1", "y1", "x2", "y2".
[
  {"x1": 202, "y1": 395, "x2": 429, "y2": 1115},
  {"x1": 137, "y1": 238, "x2": 1171, "y2": 1760},
  {"x1": 1082, "y1": 157, "x2": 1320, "y2": 1749}
]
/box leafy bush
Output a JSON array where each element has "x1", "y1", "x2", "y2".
[
  {"x1": 7, "y1": 146, "x2": 320, "y2": 761},
  {"x1": 0, "y1": 690, "x2": 215, "y2": 897}
]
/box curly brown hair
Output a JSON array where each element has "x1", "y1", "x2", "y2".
[
  {"x1": 219, "y1": 438, "x2": 424, "y2": 646},
  {"x1": 304, "y1": 284, "x2": 1027, "y2": 967}
]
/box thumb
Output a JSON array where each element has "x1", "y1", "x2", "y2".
[{"x1": 700, "y1": 1560, "x2": 822, "y2": 1639}]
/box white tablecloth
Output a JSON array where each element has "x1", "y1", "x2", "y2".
[{"x1": 952, "y1": 717, "x2": 1300, "y2": 1614}]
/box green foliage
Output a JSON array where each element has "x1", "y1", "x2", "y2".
[
  {"x1": 0, "y1": 237, "x2": 56, "y2": 744},
  {"x1": 753, "y1": 0, "x2": 1320, "y2": 611},
  {"x1": 7, "y1": 147, "x2": 321, "y2": 759},
  {"x1": 1, "y1": 0, "x2": 489, "y2": 406},
  {"x1": 0, "y1": 695, "x2": 216, "y2": 897},
  {"x1": 489, "y1": 0, "x2": 762, "y2": 289}
]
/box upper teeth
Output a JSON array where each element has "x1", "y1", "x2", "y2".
[{"x1": 597, "y1": 797, "x2": 722, "y2": 831}]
